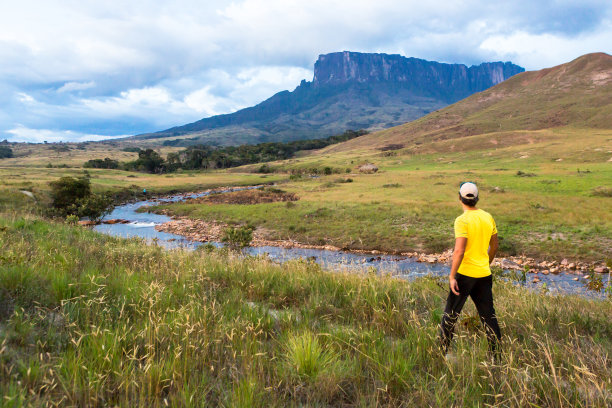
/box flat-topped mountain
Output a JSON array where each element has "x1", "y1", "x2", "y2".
[
  {"x1": 312, "y1": 52, "x2": 521, "y2": 99},
  {"x1": 135, "y1": 51, "x2": 523, "y2": 146},
  {"x1": 323, "y1": 52, "x2": 612, "y2": 152}
]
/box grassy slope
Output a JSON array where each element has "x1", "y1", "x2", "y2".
[
  {"x1": 322, "y1": 53, "x2": 612, "y2": 153},
  {"x1": 0, "y1": 215, "x2": 610, "y2": 407}
]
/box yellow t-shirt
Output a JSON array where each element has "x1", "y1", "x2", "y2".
[{"x1": 454, "y1": 209, "x2": 497, "y2": 278}]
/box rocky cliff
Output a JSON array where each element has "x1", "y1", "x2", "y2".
[
  {"x1": 135, "y1": 52, "x2": 524, "y2": 146},
  {"x1": 312, "y1": 51, "x2": 523, "y2": 101}
]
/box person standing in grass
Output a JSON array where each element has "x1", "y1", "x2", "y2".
[{"x1": 439, "y1": 182, "x2": 502, "y2": 358}]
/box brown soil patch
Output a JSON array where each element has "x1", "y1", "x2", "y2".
[{"x1": 190, "y1": 188, "x2": 298, "y2": 205}]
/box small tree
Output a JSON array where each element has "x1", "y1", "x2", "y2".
[
  {"x1": 0, "y1": 146, "x2": 13, "y2": 159},
  {"x1": 136, "y1": 149, "x2": 165, "y2": 173},
  {"x1": 49, "y1": 176, "x2": 91, "y2": 215},
  {"x1": 78, "y1": 193, "x2": 114, "y2": 223},
  {"x1": 48, "y1": 176, "x2": 113, "y2": 222},
  {"x1": 222, "y1": 225, "x2": 254, "y2": 251}
]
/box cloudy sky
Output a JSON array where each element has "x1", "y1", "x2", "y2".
[{"x1": 2, "y1": 0, "x2": 611, "y2": 142}]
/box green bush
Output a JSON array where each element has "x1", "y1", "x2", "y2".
[
  {"x1": 222, "y1": 225, "x2": 254, "y2": 251},
  {"x1": 84, "y1": 158, "x2": 119, "y2": 169},
  {"x1": 78, "y1": 194, "x2": 114, "y2": 223},
  {"x1": 47, "y1": 176, "x2": 113, "y2": 221},
  {"x1": 0, "y1": 146, "x2": 13, "y2": 159},
  {"x1": 49, "y1": 176, "x2": 91, "y2": 215},
  {"x1": 257, "y1": 164, "x2": 273, "y2": 173}
]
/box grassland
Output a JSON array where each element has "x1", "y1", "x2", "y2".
[
  {"x1": 0, "y1": 163, "x2": 284, "y2": 213},
  {"x1": 1, "y1": 52, "x2": 612, "y2": 407},
  {"x1": 0, "y1": 214, "x2": 610, "y2": 407},
  {"x1": 151, "y1": 128, "x2": 612, "y2": 261}
]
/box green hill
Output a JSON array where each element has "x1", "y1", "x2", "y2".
[{"x1": 325, "y1": 53, "x2": 612, "y2": 152}]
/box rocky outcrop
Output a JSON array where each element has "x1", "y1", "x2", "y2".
[
  {"x1": 313, "y1": 51, "x2": 523, "y2": 101},
  {"x1": 357, "y1": 163, "x2": 378, "y2": 173}
]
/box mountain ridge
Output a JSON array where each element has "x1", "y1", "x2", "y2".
[
  {"x1": 133, "y1": 52, "x2": 523, "y2": 146},
  {"x1": 321, "y1": 52, "x2": 612, "y2": 153}
]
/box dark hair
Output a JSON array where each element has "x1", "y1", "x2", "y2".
[{"x1": 459, "y1": 193, "x2": 479, "y2": 207}]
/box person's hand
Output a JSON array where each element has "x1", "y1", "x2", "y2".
[{"x1": 450, "y1": 278, "x2": 460, "y2": 295}]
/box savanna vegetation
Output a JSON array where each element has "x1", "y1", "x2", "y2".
[
  {"x1": 148, "y1": 128, "x2": 612, "y2": 261},
  {"x1": 0, "y1": 215, "x2": 610, "y2": 407},
  {"x1": 90, "y1": 130, "x2": 366, "y2": 174}
]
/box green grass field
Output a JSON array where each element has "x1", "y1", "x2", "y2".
[
  {"x1": 0, "y1": 215, "x2": 610, "y2": 407},
  {"x1": 150, "y1": 128, "x2": 612, "y2": 261},
  {"x1": 0, "y1": 164, "x2": 285, "y2": 213}
]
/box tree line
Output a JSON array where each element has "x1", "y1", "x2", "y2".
[{"x1": 84, "y1": 130, "x2": 367, "y2": 173}]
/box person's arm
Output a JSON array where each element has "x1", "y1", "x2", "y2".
[
  {"x1": 488, "y1": 233, "x2": 499, "y2": 264},
  {"x1": 449, "y1": 237, "x2": 467, "y2": 295}
]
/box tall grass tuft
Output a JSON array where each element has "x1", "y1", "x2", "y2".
[{"x1": 284, "y1": 331, "x2": 340, "y2": 381}]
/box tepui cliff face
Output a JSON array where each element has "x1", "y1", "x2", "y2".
[
  {"x1": 137, "y1": 51, "x2": 524, "y2": 146},
  {"x1": 312, "y1": 51, "x2": 524, "y2": 101}
]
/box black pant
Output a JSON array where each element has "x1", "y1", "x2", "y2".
[{"x1": 439, "y1": 273, "x2": 501, "y2": 354}]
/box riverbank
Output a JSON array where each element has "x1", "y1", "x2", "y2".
[
  {"x1": 153, "y1": 213, "x2": 611, "y2": 277},
  {"x1": 1, "y1": 215, "x2": 611, "y2": 406}
]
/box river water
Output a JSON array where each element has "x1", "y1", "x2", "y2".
[{"x1": 94, "y1": 187, "x2": 606, "y2": 298}]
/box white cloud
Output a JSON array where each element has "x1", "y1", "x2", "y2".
[
  {"x1": 6, "y1": 125, "x2": 122, "y2": 143},
  {"x1": 0, "y1": 1, "x2": 611, "y2": 141},
  {"x1": 479, "y1": 23, "x2": 612, "y2": 69},
  {"x1": 17, "y1": 92, "x2": 35, "y2": 104},
  {"x1": 57, "y1": 81, "x2": 96, "y2": 93},
  {"x1": 75, "y1": 65, "x2": 311, "y2": 121}
]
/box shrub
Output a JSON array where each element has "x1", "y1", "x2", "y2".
[
  {"x1": 585, "y1": 271, "x2": 604, "y2": 292},
  {"x1": 222, "y1": 225, "x2": 254, "y2": 251},
  {"x1": 49, "y1": 176, "x2": 91, "y2": 214},
  {"x1": 47, "y1": 176, "x2": 113, "y2": 221},
  {"x1": 323, "y1": 167, "x2": 333, "y2": 175},
  {"x1": 258, "y1": 164, "x2": 273, "y2": 173},
  {"x1": 78, "y1": 194, "x2": 114, "y2": 223},
  {"x1": 0, "y1": 146, "x2": 13, "y2": 158},
  {"x1": 84, "y1": 158, "x2": 119, "y2": 169},
  {"x1": 65, "y1": 214, "x2": 79, "y2": 225}
]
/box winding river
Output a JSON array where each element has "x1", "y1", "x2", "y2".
[{"x1": 94, "y1": 187, "x2": 607, "y2": 298}]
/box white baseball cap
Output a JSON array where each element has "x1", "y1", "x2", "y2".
[{"x1": 459, "y1": 182, "x2": 478, "y2": 199}]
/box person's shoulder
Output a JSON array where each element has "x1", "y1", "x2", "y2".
[
  {"x1": 478, "y1": 209, "x2": 495, "y2": 221},
  {"x1": 455, "y1": 212, "x2": 467, "y2": 223}
]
